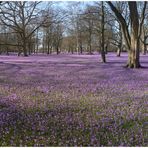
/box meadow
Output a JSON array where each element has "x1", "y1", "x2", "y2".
[{"x1": 0, "y1": 53, "x2": 147, "y2": 146}]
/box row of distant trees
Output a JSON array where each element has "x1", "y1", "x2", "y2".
[
  {"x1": 64, "y1": 1, "x2": 148, "y2": 68},
  {"x1": 0, "y1": 2, "x2": 64, "y2": 56},
  {"x1": 0, "y1": 1, "x2": 148, "y2": 68}
]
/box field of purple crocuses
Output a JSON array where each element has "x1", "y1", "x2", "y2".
[{"x1": 0, "y1": 53, "x2": 147, "y2": 146}]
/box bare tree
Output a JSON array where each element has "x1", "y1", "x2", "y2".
[
  {"x1": 82, "y1": 7, "x2": 94, "y2": 54},
  {"x1": 141, "y1": 8, "x2": 148, "y2": 55},
  {"x1": 141, "y1": 25, "x2": 147, "y2": 55},
  {"x1": 84, "y1": 2, "x2": 108, "y2": 60},
  {"x1": 42, "y1": 9, "x2": 54, "y2": 54},
  {"x1": 0, "y1": 2, "x2": 47, "y2": 56},
  {"x1": 65, "y1": 2, "x2": 85, "y2": 54},
  {"x1": 108, "y1": 1, "x2": 147, "y2": 68},
  {"x1": 114, "y1": 2, "x2": 127, "y2": 57},
  {"x1": 52, "y1": 23, "x2": 63, "y2": 54}
]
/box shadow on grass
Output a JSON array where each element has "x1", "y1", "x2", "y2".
[{"x1": 0, "y1": 99, "x2": 146, "y2": 146}]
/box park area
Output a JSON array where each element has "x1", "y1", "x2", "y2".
[{"x1": 0, "y1": 53, "x2": 147, "y2": 146}]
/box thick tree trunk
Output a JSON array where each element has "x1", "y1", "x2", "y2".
[
  {"x1": 56, "y1": 47, "x2": 59, "y2": 55},
  {"x1": 143, "y1": 44, "x2": 147, "y2": 55},
  {"x1": 101, "y1": 51, "x2": 106, "y2": 63},
  {"x1": 23, "y1": 40, "x2": 28, "y2": 56},
  {"x1": 28, "y1": 41, "x2": 32, "y2": 55},
  {"x1": 79, "y1": 44, "x2": 83, "y2": 54},
  {"x1": 107, "y1": 2, "x2": 147, "y2": 68},
  {"x1": 126, "y1": 39, "x2": 140, "y2": 68},
  {"x1": 126, "y1": 2, "x2": 141, "y2": 68}
]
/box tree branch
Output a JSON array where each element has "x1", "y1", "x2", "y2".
[{"x1": 107, "y1": 1, "x2": 131, "y2": 50}]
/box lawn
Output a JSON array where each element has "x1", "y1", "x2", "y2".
[{"x1": 0, "y1": 53, "x2": 147, "y2": 146}]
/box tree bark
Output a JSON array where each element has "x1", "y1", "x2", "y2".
[
  {"x1": 126, "y1": 2, "x2": 140, "y2": 68},
  {"x1": 127, "y1": 39, "x2": 140, "y2": 68},
  {"x1": 108, "y1": 1, "x2": 147, "y2": 68},
  {"x1": 47, "y1": 41, "x2": 50, "y2": 54},
  {"x1": 23, "y1": 40, "x2": 28, "y2": 56},
  {"x1": 101, "y1": 2, "x2": 106, "y2": 63},
  {"x1": 56, "y1": 46, "x2": 59, "y2": 55},
  {"x1": 117, "y1": 25, "x2": 122, "y2": 57},
  {"x1": 105, "y1": 44, "x2": 108, "y2": 54},
  {"x1": 144, "y1": 37, "x2": 147, "y2": 55},
  {"x1": 79, "y1": 44, "x2": 83, "y2": 54},
  {"x1": 88, "y1": 19, "x2": 92, "y2": 55},
  {"x1": 117, "y1": 46, "x2": 121, "y2": 57}
]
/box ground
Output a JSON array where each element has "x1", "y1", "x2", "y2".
[{"x1": 0, "y1": 53, "x2": 147, "y2": 146}]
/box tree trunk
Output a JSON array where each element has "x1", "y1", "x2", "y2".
[
  {"x1": 23, "y1": 40, "x2": 28, "y2": 56},
  {"x1": 126, "y1": 38, "x2": 140, "y2": 68},
  {"x1": 117, "y1": 42, "x2": 122, "y2": 57},
  {"x1": 117, "y1": 25, "x2": 122, "y2": 57},
  {"x1": 56, "y1": 46, "x2": 59, "y2": 55},
  {"x1": 88, "y1": 32, "x2": 92, "y2": 54},
  {"x1": 36, "y1": 29, "x2": 39, "y2": 54},
  {"x1": 105, "y1": 44, "x2": 108, "y2": 54},
  {"x1": 28, "y1": 41, "x2": 32, "y2": 55},
  {"x1": 125, "y1": 2, "x2": 141, "y2": 68},
  {"x1": 142, "y1": 36, "x2": 147, "y2": 55},
  {"x1": 47, "y1": 42, "x2": 50, "y2": 54},
  {"x1": 79, "y1": 45, "x2": 83, "y2": 54},
  {"x1": 50, "y1": 47, "x2": 52, "y2": 54},
  {"x1": 71, "y1": 48, "x2": 74, "y2": 54},
  {"x1": 100, "y1": 2, "x2": 106, "y2": 63},
  {"x1": 0, "y1": 45, "x2": 2, "y2": 55},
  {"x1": 89, "y1": 43, "x2": 92, "y2": 54},
  {"x1": 107, "y1": 2, "x2": 147, "y2": 68},
  {"x1": 141, "y1": 25, "x2": 146, "y2": 55},
  {"x1": 117, "y1": 47, "x2": 121, "y2": 57}
]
